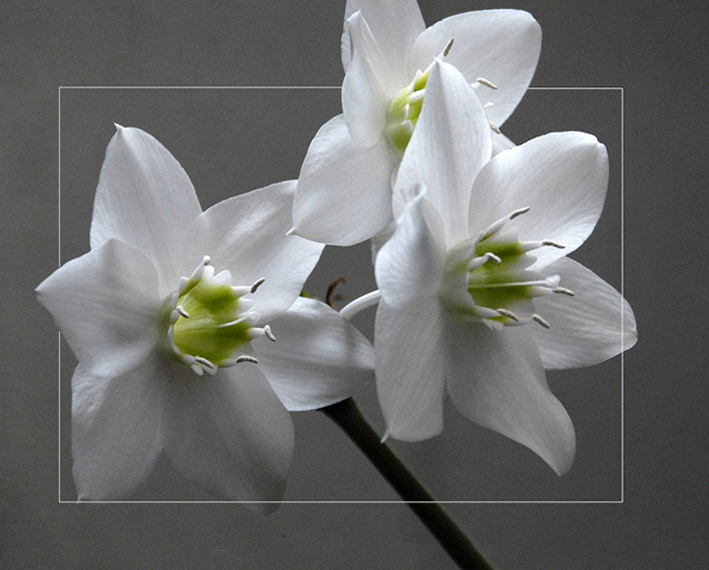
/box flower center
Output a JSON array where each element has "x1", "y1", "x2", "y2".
[
  {"x1": 160, "y1": 256, "x2": 275, "y2": 376},
  {"x1": 440, "y1": 208, "x2": 574, "y2": 330}
]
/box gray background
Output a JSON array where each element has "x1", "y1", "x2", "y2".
[{"x1": 1, "y1": 0, "x2": 705, "y2": 568}]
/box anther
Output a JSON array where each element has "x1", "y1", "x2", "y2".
[
  {"x1": 193, "y1": 356, "x2": 216, "y2": 369},
  {"x1": 542, "y1": 240, "x2": 565, "y2": 249},
  {"x1": 443, "y1": 37, "x2": 454, "y2": 57},
  {"x1": 496, "y1": 308, "x2": 519, "y2": 321},
  {"x1": 476, "y1": 77, "x2": 498, "y2": 90},
  {"x1": 531, "y1": 314, "x2": 551, "y2": 329},
  {"x1": 176, "y1": 305, "x2": 190, "y2": 319},
  {"x1": 485, "y1": 252, "x2": 502, "y2": 264},
  {"x1": 250, "y1": 278, "x2": 266, "y2": 294},
  {"x1": 509, "y1": 207, "x2": 531, "y2": 220},
  {"x1": 553, "y1": 287, "x2": 575, "y2": 296},
  {"x1": 483, "y1": 102, "x2": 494, "y2": 109},
  {"x1": 236, "y1": 355, "x2": 259, "y2": 364},
  {"x1": 264, "y1": 324, "x2": 276, "y2": 342},
  {"x1": 489, "y1": 121, "x2": 501, "y2": 135}
]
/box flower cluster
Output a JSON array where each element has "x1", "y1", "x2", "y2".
[{"x1": 37, "y1": 0, "x2": 636, "y2": 505}]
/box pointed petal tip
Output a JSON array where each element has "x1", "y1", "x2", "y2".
[{"x1": 114, "y1": 123, "x2": 124, "y2": 132}]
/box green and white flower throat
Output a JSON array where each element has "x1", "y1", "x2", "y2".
[
  {"x1": 441, "y1": 208, "x2": 575, "y2": 330},
  {"x1": 383, "y1": 38, "x2": 500, "y2": 156},
  {"x1": 160, "y1": 256, "x2": 275, "y2": 376}
]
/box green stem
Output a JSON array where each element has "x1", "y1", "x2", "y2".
[{"x1": 321, "y1": 398, "x2": 496, "y2": 570}]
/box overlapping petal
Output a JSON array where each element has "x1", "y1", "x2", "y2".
[
  {"x1": 72, "y1": 361, "x2": 164, "y2": 500},
  {"x1": 531, "y1": 258, "x2": 638, "y2": 370},
  {"x1": 395, "y1": 60, "x2": 492, "y2": 243},
  {"x1": 162, "y1": 363, "x2": 294, "y2": 512},
  {"x1": 342, "y1": 0, "x2": 425, "y2": 73},
  {"x1": 469, "y1": 132, "x2": 609, "y2": 269},
  {"x1": 445, "y1": 323, "x2": 576, "y2": 475},
  {"x1": 410, "y1": 10, "x2": 541, "y2": 127},
  {"x1": 252, "y1": 297, "x2": 373, "y2": 411},
  {"x1": 293, "y1": 115, "x2": 397, "y2": 245},
  {"x1": 375, "y1": 193, "x2": 446, "y2": 312},
  {"x1": 90, "y1": 126, "x2": 202, "y2": 288},
  {"x1": 375, "y1": 299, "x2": 446, "y2": 440},
  {"x1": 188, "y1": 181, "x2": 323, "y2": 323},
  {"x1": 36, "y1": 239, "x2": 160, "y2": 379}
]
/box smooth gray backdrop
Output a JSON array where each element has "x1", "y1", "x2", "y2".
[{"x1": 1, "y1": 0, "x2": 705, "y2": 568}]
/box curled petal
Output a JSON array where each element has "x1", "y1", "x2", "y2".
[
  {"x1": 188, "y1": 181, "x2": 323, "y2": 323},
  {"x1": 410, "y1": 10, "x2": 541, "y2": 126},
  {"x1": 532, "y1": 257, "x2": 638, "y2": 369},
  {"x1": 375, "y1": 299, "x2": 446, "y2": 441},
  {"x1": 293, "y1": 115, "x2": 397, "y2": 246},
  {"x1": 36, "y1": 239, "x2": 160, "y2": 379},
  {"x1": 72, "y1": 360, "x2": 164, "y2": 500},
  {"x1": 252, "y1": 297, "x2": 374, "y2": 411},
  {"x1": 376, "y1": 192, "x2": 446, "y2": 312},
  {"x1": 469, "y1": 131, "x2": 609, "y2": 269},
  {"x1": 162, "y1": 363, "x2": 294, "y2": 511},
  {"x1": 90, "y1": 126, "x2": 202, "y2": 287},
  {"x1": 445, "y1": 323, "x2": 576, "y2": 475}
]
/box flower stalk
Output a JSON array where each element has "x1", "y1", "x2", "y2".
[{"x1": 321, "y1": 397, "x2": 496, "y2": 570}]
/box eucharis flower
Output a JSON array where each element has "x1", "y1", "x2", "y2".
[
  {"x1": 372, "y1": 62, "x2": 637, "y2": 474},
  {"x1": 36, "y1": 126, "x2": 373, "y2": 508},
  {"x1": 292, "y1": 0, "x2": 541, "y2": 246}
]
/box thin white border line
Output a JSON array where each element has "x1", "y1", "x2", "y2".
[{"x1": 57, "y1": 86, "x2": 625, "y2": 505}]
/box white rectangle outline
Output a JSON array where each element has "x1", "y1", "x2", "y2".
[{"x1": 57, "y1": 85, "x2": 625, "y2": 505}]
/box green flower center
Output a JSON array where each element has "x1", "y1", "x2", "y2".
[
  {"x1": 160, "y1": 256, "x2": 275, "y2": 376},
  {"x1": 441, "y1": 208, "x2": 574, "y2": 330}
]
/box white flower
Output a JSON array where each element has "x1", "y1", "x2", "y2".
[
  {"x1": 373, "y1": 63, "x2": 637, "y2": 474},
  {"x1": 292, "y1": 0, "x2": 541, "y2": 245},
  {"x1": 36, "y1": 126, "x2": 373, "y2": 507}
]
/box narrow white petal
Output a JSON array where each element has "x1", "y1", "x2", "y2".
[
  {"x1": 469, "y1": 131, "x2": 609, "y2": 269},
  {"x1": 532, "y1": 258, "x2": 637, "y2": 370},
  {"x1": 90, "y1": 126, "x2": 202, "y2": 288},
  {"x1": 342, "y1": 11, "x2": 392, "y2": 147},
  {"x1": 162, "y1": 363, "x2": 294, "y2": 511},
  {"x1": 445, "y1": 323, "x2": 576, "y2": 475},
  {"x1": 71, "y1": 360, "x2": 164, "y2": 500},
  {"x1": 36, "y1": 239, "x2": 160, "y2": 379},
  {"x1": 410, "y1": 10, "x2": 542, "y2": 126},
  {"x1": 252, "y1": 297, "x2": 374, "y2": 411},
  {"x1": 187, "y1": 181, "x2": 323, "y2": 323},
  {"x1": 375, "y1": 299, "x2": 446, "y2": 441},
  {"x1": 375, "y1": 193, "x2": 446, "y2": 312},
  {"x1": 292, "y1": 115, "x2": 397, "y2": 246},
  {"x1": 395, "y1": 60, "x2": 492, "y2": 243},
  {"x1": 342, "y1": 0, "x2": 425, "y2": 72}
]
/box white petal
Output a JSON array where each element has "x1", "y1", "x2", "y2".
[
  {"x1": 375, "y1": 193, "x2": 446, "y2": 312},
  {"x1": 292, "y1": 115, "x2": 398, "y2": 246},
  {"x1": 374, "y1": 299, "x2": 446, "y2": 441},
  {"x1": 162, "y1": 363, "x2": 294, "y2": 511},
  {"x1": 531, "y1": 257, "x2": 638, "y2": 370},
  {"x1": 187, "y1": 181, "x2": 323, "y2": 324},
  {"x1": 491, "y1": 131, "x2": 516, "y2": 156},
  {"x1": 342, "y1": 0, "x2": 425, "y2": 72},
  {"x1": 469, "y1": 132, "x2": 609, "y2": 269},
  {"x1": 71, "y1": 360, "x2": 164, "y2": 500},
  {"x1": 395, "y1": 60, "x2": 491, "y2": 243},
  {"x1": 342, "y1": 11, "x2": 393, "y2": 147},
  {"x1": 410, "y1": 10, "x2": 541, "y2": 126},
  {"x1": 90, "y1": 126, "x2": 202, "y2": 288},
  {"x1": 445, "y1": 322, "x2": 576, "y2": 475},
  {"x1": 252, "y1": 297, "x2": 374, "y2": 411},
  {"x1": 36, "y1": 239, "x2": 160, "y2": 379}
]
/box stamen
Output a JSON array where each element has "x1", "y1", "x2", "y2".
[
  {"x1": 176, "y1": 305, "x2": 190, "y2": 319},
  {"x1": 235, "y1": 355, "x2": 259, "y2": 364},
  {"x1": 483, "y1": 102, "x2": 494, "y2": 109},
  {"x1": 496, "y1": 308, "x2": 519, "y2": 321},
  {"x1": 485, "y1": 252, "x2": 502, "y2": 264},
  {"x1": 193, "y1": 356, "x2": 216, "y2": 369},
  {"x1": 531, "y1": 314, "x2": 551, "y2": 329},
  {"x1": 409, "y1": 89, "x2": 426, "y2": 103},
  {"x1": 264, "y1": 324, "x2": 276, "y2": 342},
  {"x1": 509, "y1": 207, "x2": 531, "y2": 220},
  {"x1": 541, "y1": 240, "x2": 566, "y2": 249},
  {"x1": 476, "y1": 77, "x2": 498, "y2": 90},
  {"x1": 489, "y1": 121, "x2": 501, "y2": 135},
  {"x1": 553, "y1": 287, "x2": 575, "y2": 296},
  {"x1": 467, "y1": 252, "x2": 501, "y2": 271},
  {"x1": 442, "y1": 37, "x2": 454, "y2": 57},
  {"x1": 217, "y1": 316, "x2": 248, "y2": 328},
  {"x1": 250, "y1": 278, "x2": 266, "y2": 294}
]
